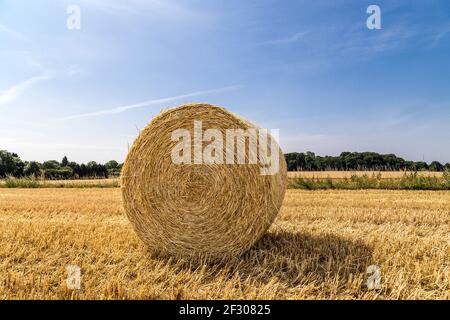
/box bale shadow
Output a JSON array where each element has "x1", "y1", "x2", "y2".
[
  {"x1": 239, "y1": 231, "x2": 373, "y2": 287},
  {"x1": 151, "y1": 230, "x2": 373, "y2": 290}
]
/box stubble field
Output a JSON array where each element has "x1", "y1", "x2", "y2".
[{"x1": 0, "y1": 187, "x2": 448, "y2": 299}]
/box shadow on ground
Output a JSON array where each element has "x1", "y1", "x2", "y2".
[{"x1": 151, "y1": 230, "x2": 373, "y2": 290}]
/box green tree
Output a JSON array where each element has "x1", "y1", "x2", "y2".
[
  {"x1": 44, "y1": 167, "x2": 73, "y2": 180},
  {"x1": 24, "y1": 161, "x2": 42, "y2": 177},
  {"x1": 105, "y1": 160, "x2": 119, "y2": 170},
  {"x1": 429, "y1": 161, "x2": 444, "y2": 172},
  {"x1": 445, "y1": 163, "x2": 450, "y2": 171},
  {"x1": 61, "y1": 156, "x2": 69, "y2": 167},
  {"x1": 0, "y1": 150, "x2": 25, "y2": 177},
  {"x1": 414, "y1": 161, "x2": 429, "y2": 171},
  {"x1": 42, "y1": 160, "x2": 60, "y2": 170},
  {"x1": 284, "y1": 151, "x2": 448, "y2": 172}
]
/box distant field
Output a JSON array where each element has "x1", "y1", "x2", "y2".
[
  {"x1": 0, "y1": 188, "x2": 448, "y2": 299},
  {"x1": 288, "y1": 171, "x2": 444, "y2": 179},
  {"x1": 2, "y1": 171, "x2": 449, "y2": 191},
  {"x1": 43, "y1": 178, "x2": 120, "y2": 187},
  {"x1": 0, "y1": 172, "x2": 446, "y2": 189},
  {"x1": 0, "y1": 178, "x2": 120, "y2": 188}
]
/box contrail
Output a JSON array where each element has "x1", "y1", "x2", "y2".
[
  {"x1": 254, "y1": 31, "x2": 308, "y2": 46},
  {"x1": 0, "y1": 74, "x2": 51, "y2": 106},
  {"x1": 61, "y1": 85, "x2": 242, "y2": 120}
]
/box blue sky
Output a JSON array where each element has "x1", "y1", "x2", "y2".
[{"x1": 1, "y1": 0, "x2": 449, "y2": 163}]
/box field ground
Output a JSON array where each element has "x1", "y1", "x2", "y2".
[{"x1": 0, "y1": 188, "x2": 448, "y2": 299}]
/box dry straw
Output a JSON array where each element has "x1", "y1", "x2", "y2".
[{"x1": 121, "y1": 103, "x2": 287, "y2": 261}]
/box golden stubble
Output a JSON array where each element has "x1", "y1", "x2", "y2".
[{"x1": 0, "y1": 188, "x2": 448, "y2": 299}]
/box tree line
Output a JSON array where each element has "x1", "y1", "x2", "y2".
[
  {"x1": 285, "y1": 151, "x2": 450, "y2": 172},
  {"x1": 1, "y1": 150, "x2": 449, "y2": 179},
  {"x1": 0, "y1": 150, "x2": 122, "y2": 179}
]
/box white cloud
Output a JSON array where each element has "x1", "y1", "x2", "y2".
[
  {"x1": 61, "y1": 85, "x2": 242, "y2": 120},
  {"x1": 0, "y1": 74, "x2": 51, "y2": 106}
]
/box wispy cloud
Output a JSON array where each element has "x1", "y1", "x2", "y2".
[
  {"x1": 429, "y1": 24, "x2": 450, "y2": 47},
  {"x1": 254, "y1": 31, "x2": 308, "y2": 46},
  {"x1": 337, "y1": 25, "x2": 418, "y2": 60},
  {"x1": 339, "y1": 21, "x2": 450, "y2": 59},
  {"x1": 0, "y1": 23, "x2": 29, "y2": 42},
  {"x1": 61, "y1": 85, "x2": 242, "y2": 120},
  {"x1": 0, "y1": 74, "x2": 52, "y2": 106}
]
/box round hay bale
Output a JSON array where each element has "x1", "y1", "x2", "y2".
[{"x1": 121, "y1": 103, "x2": 287, "y2": 261}]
